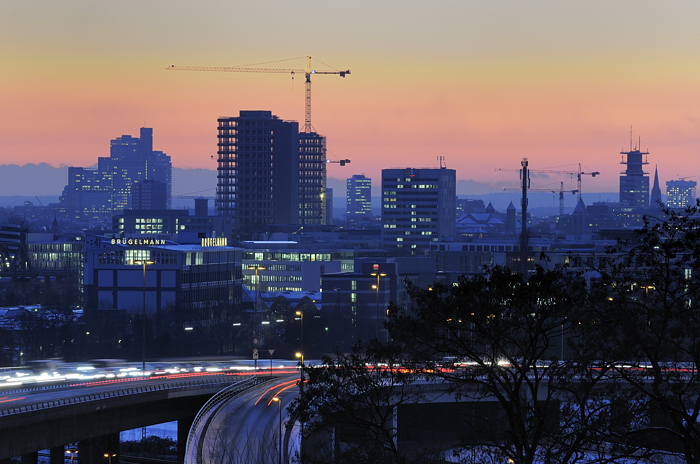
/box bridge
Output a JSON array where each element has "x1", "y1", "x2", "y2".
[
  {"x1": 0, "y1": 366, "x2": 298, "y2": 464},
  {"x1": 5, "y1": 363, "x2": 684, "y2": 464}
]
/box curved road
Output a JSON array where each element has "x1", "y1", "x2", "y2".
[{"x1": 197, "y1": 374, "x2": 301, "y2": 464}]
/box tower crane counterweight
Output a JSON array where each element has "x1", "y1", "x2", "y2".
[{"x1": 167, "y1": 56, "x2": 350, "y2": 134}]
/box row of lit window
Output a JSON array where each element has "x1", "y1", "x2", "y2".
[
  {"x1": 134, "y1": 218, "x2": 164, "y2": 224},
  {"x1": 243, "y1": 253, "x2": 332, "y2": 262}
]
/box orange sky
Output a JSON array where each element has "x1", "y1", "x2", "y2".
[{"x1": 1, "y1": 1, "x2": 699, "y2": 195}]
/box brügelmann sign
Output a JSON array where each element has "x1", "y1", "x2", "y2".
[
  {"x1": 111, "y1": 238, "x2": 167, "y2": 246},
  {"x1": 202, "y1": 237, "x2": 227, "y2": 247}
]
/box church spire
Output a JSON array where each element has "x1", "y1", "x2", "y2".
[{"x1": 650, "y1": 165, "x2": 662, "y2": 207}]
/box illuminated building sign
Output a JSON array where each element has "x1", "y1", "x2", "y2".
[
  {"x1": 201, "y1": 237, "x2": 227, "y2": 247},
  {"x1": 111, "y1": 238, "x2": 167, "y2": 246}
]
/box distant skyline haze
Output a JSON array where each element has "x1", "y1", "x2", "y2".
[{"x1": 1, "y1": 1, "x2": 699, "y2": 194}]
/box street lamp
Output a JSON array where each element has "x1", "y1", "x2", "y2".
[
  {"x1": 295, "y1": 351, "x2": 305, "y2": 460},
  {"x1": 103, "y1": 453, "x2": 116, "y2": 464},
  {"x1": 295, "y1": 351, "x2": 305, "y2": 386},
  {"x1": 248, "y1": 265, "x2": 265, "y2": 335},
  {"x1": 272, "y1": 396, "x2": 283, "y2": 464},
  {"x1": 66, "y1": 450, "x2": 78, "y2": 464},
  {"x1": 370, "y1": 272, "x2": 387, "y2": 340},
  {"x1": 295, "y1": 310, "x2": 304, "y2": 355},
  {"x1": 134, "y1": 259, "x2": 154, "y2": 374}
]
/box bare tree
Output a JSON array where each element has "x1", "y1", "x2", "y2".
[
  {"x1": 590, "y1": 202, "x2": 700, "y2": 463},
  {"x1": 387, "y1": 265, "x2": 652, "y2": 464},
  {"x1": 291, "y1": 341, "x2": 428, "y2": 464}
]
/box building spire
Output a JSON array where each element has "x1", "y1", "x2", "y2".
[{"x1": 650, "y1": 164, "x2": 662, "y2": 207}]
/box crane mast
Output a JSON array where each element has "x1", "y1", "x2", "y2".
[
  {"x1": 167, "y1": 56, "x2": 350, "y2": 133},
  {"x1": 503, "y1": 181, "x2": 577, "y2": 217},
  {"x1": 497, "y1": 159, "x2": 599, "y2": 277},
  {"x1": 496, "y1": 163, "x2": 599, "y2": 200},
  {"x1": 520, "y1": 159, "x2": 529, "y2": 278}
]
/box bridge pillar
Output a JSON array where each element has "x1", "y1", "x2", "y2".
[
  {"x1": 78, "y1": 433, "x2": 120, "y2": 464},
  {"x1": 19, "y1": 451, "x2": 38, "y2": 464},
  {"x1": 177, "y1": 412, "x2": 196, "y2": 464},
  {"x1": 49, "y1": 446, "x2": 65, "y2": 464}
]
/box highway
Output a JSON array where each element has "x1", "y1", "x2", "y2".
[
  {"x1": 0, "y1": 359, "x2": 300, "y2": 411},
  {"x1": 196, "y1": 375, "x2": 301, "y2": 464},
  {"x1": 0, "y1": 359, "x2": 304, "y2": 463}
]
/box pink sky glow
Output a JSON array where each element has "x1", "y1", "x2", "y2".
[{"x1": 1, "y1": 1, "x2": 699, "y2": 195}]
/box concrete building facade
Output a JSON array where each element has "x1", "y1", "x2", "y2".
[
  {"x1": 216, "y1": 111, "x2": 300, "y2": 234},
  {"x1": 84, "y1": 236, "x2": 242, "y2": 327},
  {"x1": 59, "y1": 128, "x2": 172, "y2": 222},
  {"x1": 619, "y1": 147, "x2": 649, "y2": 208},
  {"x1": 298, "y1": 132, "x2": 328, "y2": 225},
  {"x1": 381, "y1": 167, "x2": 456, "y2": 253},
  {"x1": 346, "y1": 174, "x2": 372, "y2": 226},
  {"x1": 666, "y1": 179, "x2": 697, "y2": 209}
]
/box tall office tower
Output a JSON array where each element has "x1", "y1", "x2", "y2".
[
  {"x1": 59, "y1": 165, "x2": 113, "y2": 221},
  {"x1": 650, "y1": 165, "x2": 662, "y2": 207},
  {"x1": 381, "y1": 167, "x2": 456, "y2": 253},
  {"x1": 131, "y1": 179, "x2": 167, "y2": 210},
  {"x1": 666, "y1": 179, "x2": 697, "y2": 209},
  {"x1": 298, "y1": 132, "x2": 327, "y2": 225},
  {"x1": 108, "y1": 127, "x2": 172, "y2": 211},
  {"x1": 58, "y1": 127, "x2": 171, "y2": 222},
  {"x1": 216, "y1": 111, "x2": 299, "y2": 233},
  {"x1": 346, "y1": 174, "x2": 372, "y2": 226},
  {"x1": 619, "y1": 146, "x2": 650, "y2": 208}
]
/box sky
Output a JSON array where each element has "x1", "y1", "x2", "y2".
[{"x1": 1, "y1": 1, "x2": 699, "y2": 195}]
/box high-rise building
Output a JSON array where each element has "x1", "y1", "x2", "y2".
[
  {"x1": 132, "y1": 179, "x2": 167, "y2": 210},
  {"x1": 59, "y1": 127, "x2": 172, "y2": 222},
  {"x1": 619, "y1": 146, "x2": 649, "y2": 208},
  {"x1": 346, "y1": 174, "x2": 372, "y2": 226},
  {"x1": 216, "y1": 111, "x2": 299, "y2": 233},
  {"x1": 298, "y1": 132, "x2": 327, "y2": 225},
  {"x1": 381, "y1": 167, "x2": 456, "y2": 253},
  {"x1": 666, "y1": 179, "x2": 697, "y2": 209},
  {"x1": 59, "y1": 165, "x2": 113, "y2": 222},
  {"x1": 107, "y1": 127, "x2": 172, "y2": 211}
]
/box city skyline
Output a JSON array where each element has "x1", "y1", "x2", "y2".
[{"x1": 2, "y1": 1, "x2": 700, "y2": 194}]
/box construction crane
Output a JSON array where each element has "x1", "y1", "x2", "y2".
[
  {"x1": 166, "y1": 56, "x2": 350, "y2": 134},
  {"x1": 326, "y1": 158, "x2": 350, "y2": 166},
  {"x1": 496, "y1": 163, "x2": 599, "y2": 199},
  {"x1": 503, "y1": 181, "x2": 577, "y2": 217},
  {"x1": 497, "y1": 159, "x2": 595, "y2": 278}
]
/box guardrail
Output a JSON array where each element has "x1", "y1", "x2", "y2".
[
  {"x1": 185, "y1": 375, "x2": 279, "y2": 464},
  {"x1": 0, "y1": 374, "x2": 247, "y2": 417}
]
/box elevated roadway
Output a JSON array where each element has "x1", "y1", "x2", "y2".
[{"x1": 0, "y1": 368, "x2": 298, "y2": 463}]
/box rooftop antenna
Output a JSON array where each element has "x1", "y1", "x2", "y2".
[
  {"x1": 630, "y1": 125, "x2": 633, "y2": 151},
  {"x1": 438, "y1": 156, "x2": 446, "y2": 169}
]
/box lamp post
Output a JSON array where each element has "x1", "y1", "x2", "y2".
[
  {"x1": 66, "y1": 450, "x2": 77, "y2": 464},
  {"x1": 248, "y1": 264, "x2": 265, "y2": 338},
  {"x1": 295, "y1": 351, "x2": 305, "y2": 462},
  {"x1": 295, "y1": 352, "x2": 304, "y2": 379},
  {"x1": 248, "y1": 265, "x2": 266, "y2": 309},
  {"x1": 103, "y1": 453, "x2": 116, "y2": 464},
  {"x1": 134, "y1": 259, "x2": 154, "y2": 374},
  {"x1": 272, "y1": 396, "x2": 283, "y2": 464},
  {"x1": 370, "y1": 272, "x2": 387, "y2": 340},
  {"x1": 248, "y1": 265, "x2": 265, "y2": 367},
  {"x1": 295, "y1": 310, "x2": 304, "y2": 355}
]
